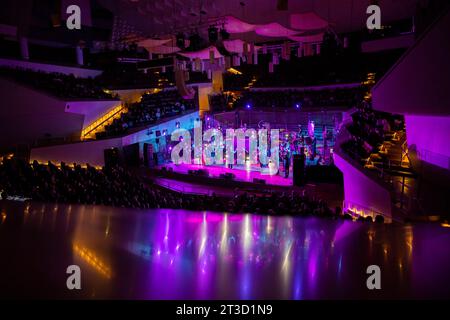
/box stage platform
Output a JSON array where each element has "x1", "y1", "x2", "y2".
[
  {"x1": 157, "y1": 163, "x2": 293, "y2": 187},
  {"x1": 154, "y1": 178, "x2": 241, "y2": 196},
  {"x1": 143, "y1": 164, "x2": 344, "y2": 209}
]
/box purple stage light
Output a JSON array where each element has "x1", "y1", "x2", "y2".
[{"x1": 246, "y1": 104, "x2": 251, "y2": 109}]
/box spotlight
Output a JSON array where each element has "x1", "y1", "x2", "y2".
[
  {"x1": 296, "y1": 103, "x2": 301, "y2": 109},
  {"x1": 246, "y1": 104, "x2": 251, "y2": 109}
]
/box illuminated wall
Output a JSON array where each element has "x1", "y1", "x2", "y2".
[
  {"x1": 30, "y1": 111, "x2": 200, "y2": 167},
  {"x1": 30, "y1": 138, "x2": 123, "y2": 167},
  {"x1": 121, "y1": 111, "x2": 200, "y2": 146},
  {"x1": 334, "y1": 153, "x2": 393, "y2": 221},
  {"x1": 372, "y1": 10, "x2": 450, "y2": 115},
  {"x1": 0, "y1": 77, "x2": 123, "y2": 148},
  {"x1": 0, "y1": 78, "x2": 84, "y2": 148},
  {"x1": 198, "y1": 84, "x2": 213, "y2": 117},
  {"x1": 405, "y1": 115, "x2": 450, "y2": 170},
  {"x1": 65, "y1": 100, "x2": 121, "y2": 130}
]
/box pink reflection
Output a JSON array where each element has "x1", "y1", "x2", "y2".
[
  {"x1": 333, "y1": 221, "x2": 361, "y2": 243},
  {"x1": 185, "y1": 213, "x2": 225, "y2": 223}
]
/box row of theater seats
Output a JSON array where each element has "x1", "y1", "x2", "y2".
[
  {"x1": 0, "y1": 158, "x2": 332, "y2": 219},
  {"x1": 95, "y1": 63, "x2": 209, "y2": 90},
  {"x1": 341, "y1": 103, "x2": 404, "y2": 165},
  {"x1": 233, "y1": 87, "x2": 366, "y2": 110},
  {"x1": 222, "y1": 48, "x2": 405, "y2": 90},
  {"x1": 0, "y1": 66, "x2": 116, "y2": 100},
  {"x1": 0, "y1": 158, "x2": 386, "y2": 222},
  {"x1": 96, "y1": 90, "x2": 197, "y2": 139}
]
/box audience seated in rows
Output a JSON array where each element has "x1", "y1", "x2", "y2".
[
  {"x1": 0, "y1": 159, "x2": 342, "y2": 219},
  {"x1": 341, "y1": 102, "x2": 404, "y2": 163},
  {"x1": 233, "y1": 87, "x2": 366, "y2": 110},
  {"x1": 0, "y1": 67, "x2": 117, "y2": 100},
  {"x1": 209, "y1": 93, "x2": 236, "y2": 112},
  {"x1": 96, "y1": 90, "x2": 197, "y2": 138},
  {"x1": 224, "y1": 49, "x2": 405, "y2": 89}
]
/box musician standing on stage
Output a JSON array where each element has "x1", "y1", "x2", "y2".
[{"x1": 282, "y1": 140, "x2": 292, "y2": 178}]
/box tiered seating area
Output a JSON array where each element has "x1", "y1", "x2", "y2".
[
  {"x1": 209, "y1": 92, "x2": 236, "y2": 112},
  {"x1": 233, "y1": 87, "x2": 366, "y2": 110},
  {"x1": 225, "y1": 49, "x2": 405, "y2": 89},
  {"x1": 340, "y1": 103, "x2": 416, "y2": 211},
  {"x1": 0, "y1": 67, "x2": 116, "y2": 100},
  {"x1": 96, "y1": 90, "x2": 198, "y2": 139},
  {"x1": 342, "y1": 103, "x2": 405, "y2": 167},
  {"x1": 96, "y1": 65, "x2": 163, "y2": 89},
  {"x1": 0, "y1": 158, "x2": 345, "y2": 219}
]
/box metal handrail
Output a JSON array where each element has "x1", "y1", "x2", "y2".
[{"x1": 82, "y1": 105, "x2": 126, "y2": 138}]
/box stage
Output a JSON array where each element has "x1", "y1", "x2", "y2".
[{"x1": 157, "y1": 163, "x2": 293, "y2": 187}]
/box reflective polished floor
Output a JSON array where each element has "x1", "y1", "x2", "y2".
[{"x1": 1, "y1": 200, "x2": 450, "y2": 299}]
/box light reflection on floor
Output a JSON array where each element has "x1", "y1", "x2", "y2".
[{"x1": 0, "y1": 200, "x2": 450, "y2": 299}]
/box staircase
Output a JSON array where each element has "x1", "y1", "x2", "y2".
[
  {"x1": 360, "y1": 127, "x2": 420, "y2": 218},
  {"x1": 81, "y1": 104, "x2": 127, "y2": 140}
]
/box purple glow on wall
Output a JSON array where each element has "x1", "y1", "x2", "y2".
[{"x1": 405, "y1": 115, "x2": 450, "y2": 170}]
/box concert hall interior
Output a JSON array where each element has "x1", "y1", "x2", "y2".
[{"x1": 0, "y1": 0, "x2": 450, "y2": 301}]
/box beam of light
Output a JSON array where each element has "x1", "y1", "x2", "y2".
[
  {"x1": 220, "y1": 214, "x2": 229, "y2": 253},
  {"x1": 266, "y1": 216, "x2": 272, "y2": 234},
  {"x1": 198, "y1": 213, "x2": 208, "y2": 259},
  {"x1": 282, "y1": 241, "x2": 293, "y2": 270},
  {"x1": 333, "y1": 221, "x2": 361, "y2": 243},
  {"x1": 73, "y1": 243, "x2": 112, "y2": 279},
  {"x1": 404, "y1": 225, "x2": 413, "y2": 260},
  {"x1": 243, "y1": 214, "x2": 252, "y2": 258},
  {"x1": 105, "y1": 215, "x2": 110, "y2": 237},
  {"x1": 164, "y1": 213, "x2": 170, "y2": 243}
]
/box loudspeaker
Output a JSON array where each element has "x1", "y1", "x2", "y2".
[
  {"x1": 123, "y1": 143, "x2": 140, "y2": 167},
  {"x1": 143, "y1": 143, "x2": 155, "y2": 168},
  {"x1": 104, "y1": 147, "x2": 120, "y2": 167},
  {"x1": 293, "y1": 152, "x2": 306, "y2": 186}
]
